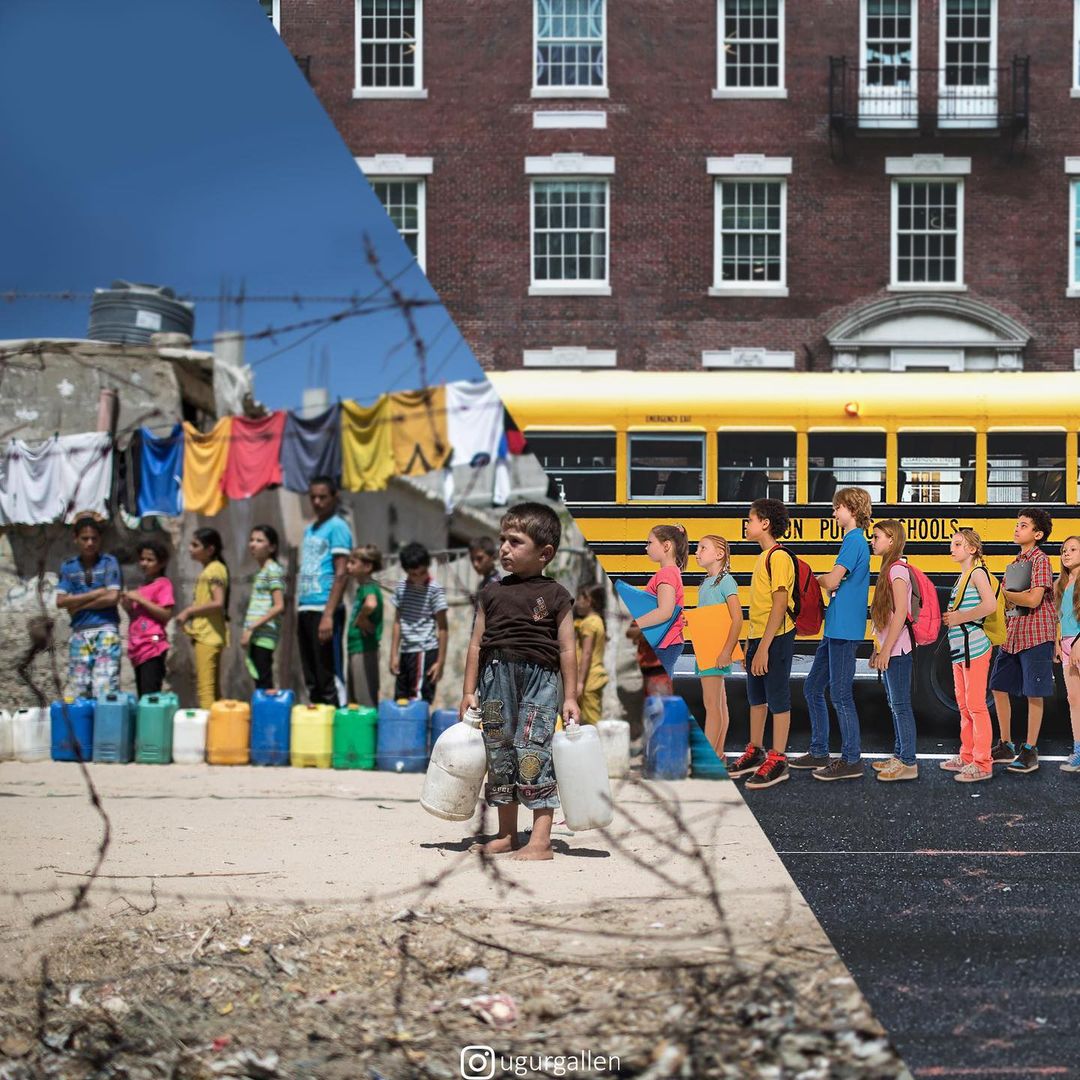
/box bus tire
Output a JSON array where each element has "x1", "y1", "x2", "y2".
[{"x1": 913, "y1": 638, "x2": 962, "y2": 734}]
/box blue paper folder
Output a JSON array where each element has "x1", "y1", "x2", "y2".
[{"x1": 615, "y1": 579, "x2": 682, "y2": 649}]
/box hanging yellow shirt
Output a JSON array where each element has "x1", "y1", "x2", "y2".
[
  {"x1": 182, "y1": 418, "x2": 231, "y2": 516},
  {"x1": 388, "y1": 387, "x2": 451, "y2": 476},
  {"x1": 574, "y1": 612, "x2": 608, "y2": 692},
  {"x1": 184, "y1": 559, "x2": 230, "y2": 648},
  {"x1": 341, "y1": 397, "x2": 395, "y2": 492}
]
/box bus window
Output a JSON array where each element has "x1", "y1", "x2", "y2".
[
  {"x1": 629, "y1": 433, "x2": 705, "y2": 501},
  {"x1": 524, "y1": 432, "x2": 616, "y2": 504},
  {"x1": 898, "y1": 433, "x2": 976, "y2": 504},
  {"x1": 987, "y1": 433, "x2": 1066, "y2": 504},
  {"x1": 716, "y1": 431, "x2": 796, "y2": 503},
  {"x1": 808, "y1": 432, "x2": 887, "y2": 503}
]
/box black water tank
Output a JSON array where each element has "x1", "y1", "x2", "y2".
[{"x1": 88, "y1": 281, "x2": 195, "y2": 345}]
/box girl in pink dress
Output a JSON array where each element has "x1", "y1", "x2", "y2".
[
  {"x1": 634, "y1": 524, "x2": 688, "y2": 678},
  {"x1": 121, "y1": 541, "x2": 175, "y2": 698}
]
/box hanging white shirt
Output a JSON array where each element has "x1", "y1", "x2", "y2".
[
  {"x1": 445, "y1": 380, "x2": 503, "y2": 469},
  {"x1": 57, "y1": 433, "x2": 113, "y2": 522}
]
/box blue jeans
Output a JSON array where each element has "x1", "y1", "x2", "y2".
[
  {"x1": 806, "y1": 638, "x2": 861, "y2": 763},
  {"x1": 882, "y1": 651, "x2": 917, "y2": 766},
  {"x1": 654, "y1": 643, "x2": 684, "y2": 679}
]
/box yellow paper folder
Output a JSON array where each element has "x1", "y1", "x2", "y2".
[{"x1": 683, "y1": 605, "x2": 745, "y2": 669}]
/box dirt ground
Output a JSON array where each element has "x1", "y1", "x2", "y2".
[{"x1": 0, "y1": 763, "x2": 912, "y2": 1079}]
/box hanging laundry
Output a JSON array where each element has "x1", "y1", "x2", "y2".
[
  {"x1": 504, "y1": 410, "x2": 528, "y2": 456},
  {"x1": 58, "y1": 433, "x2": 113, "y2": 522},
  {"x1": 137, "y1": 423, "x2": 183, "y2": 517},
  {"x1": 182, "y1": 418, "x2": 231, "y2": 516},
  {"x1": 446, "y1": 380, "x2": 504, "y2": 469},
  {"x1": 388, "y1": 387, "x2": 451, "y2": 477},
  {"x1": 110, "y1": 428, "x2": 142, "y2": 520},
  {"x1": 281, "y1": 403, "x2": 341, "y2": 493},
  {"x1": 341, "y1": 397, "x2": 395, "y2": 492},
  {"x1": 0, "y1": 436, "x2": 62, "y2": 525},
  {"x1": 222, "y1": 411, "x2": 284, "y2": 500}
]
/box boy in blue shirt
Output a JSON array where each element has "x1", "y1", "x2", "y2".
[
  {"x1": 297, "y1": 476, "x2": 353, "y2": 705},
  {"x1": 790, "y1": 487, "x2": 872, "y2": 780},
  {"x1": 55, "y1": 515, "x2": 123, "y2": 699}
]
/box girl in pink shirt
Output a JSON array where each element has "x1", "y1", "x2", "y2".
[
  {"x1": 120, "y1": 541, "x2": 175, "y2": 699},
  {"x1": 635, "y1": 524, "x2": 688, "y2": 678}
]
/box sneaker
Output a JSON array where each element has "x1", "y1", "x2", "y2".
[
  {"x1": 1060, "y1": 745, "x2": 1080, "y2": 773},
  {"x1": 728, "y1": 743, "x2": 767, "y2": 778},
  {"x1": 939, "y1": 756, "x2": 965, "y2": 772},
  {"x1": 1006, "y1": 745, "x2": 1039, "y2": 774},
  {"x1": 788, "y1": 752, "x2": 832, "y2": 770},
  {"x1": 812, "y1": 759, "x2": 864, "y2": 782},
  {"x1": 990, "y1": 740, "x2": 1017, "y2": 764},
  {"x1": 955, "y1": 762, "x2": 992, "y2": 783},
  {"x1": 744, "y1": 751, "x2": 789, "y2": 790},
  {"x1": 877, "y1": 760, "x2": 918, "y2": 782},
  {"x1": 872, "y1": 756, "x2": 901, "y2": 773}
]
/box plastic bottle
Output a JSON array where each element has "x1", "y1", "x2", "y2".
[
  {"x1": 173, "y1": 709, "x2": 209, "y2": 764},
  {"x1": 0, "y1": 710, "x2": 13, "y2": 761},
  {"x1": 13, "y1": 707, "x2": 50, "y2": 762},
  {"x1": 596, "y1": 719, "x2": 631, "y2": 779},
  {"x1": 552, "y1": 723, "x2": 614, "y2": 831},
  {"x1": 207, "y1": 700, "x2": 251, "y2": 765},
  {"x1": 420, "y1": 707, "x2": 486, "y2": 821}
]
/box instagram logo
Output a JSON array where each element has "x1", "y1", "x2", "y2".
[{"x1": 460, "y1": 1044, "x2": 497, "y2": 1079}]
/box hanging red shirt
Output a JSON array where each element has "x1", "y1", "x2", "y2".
[{"x1": 222, "y1": 412, "x2": 285, "y2": 500}]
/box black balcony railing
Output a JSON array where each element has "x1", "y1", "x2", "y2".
[{"x1": 828, "y1": 56, "x2": 1029, "y2": 154}]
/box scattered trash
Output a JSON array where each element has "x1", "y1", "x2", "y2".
[
  {"x1": 459, "y1": 966, "x2": 489, "y2": 985},
  {"x1": 459, "y1": 992, "x2": 518, "y2": 1027},
  {"x1": 390, "y1": 908, "x2": 416, "y2": 923},
  {"x1": 237, "y1": 934, "x2": 253, "y2": 949},
  {"x1": 218, "y1": 1001, "x2": 234, "y2": 1015},
  {"x1": 101, "y1": 995, "x2": 130, "y2": 1017},
  {"x1": 210, "y1": 1050, "x2": 280, "y2": 1077},
  {"x1": 67, "y1": 985, "x2": 85, "y2": 1008}
]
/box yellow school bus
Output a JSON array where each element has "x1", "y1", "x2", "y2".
[{"x1": 490, "y1": 369, "x2": 1079, "y2": 726}]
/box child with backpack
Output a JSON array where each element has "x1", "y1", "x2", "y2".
[
  {"x1": 791, "y1": 487, "x2": 871, "y2": 782},
  {"x1": 941, "y1": 529, "x2": 1003, "y2": 783},
  {"x1": 866, "y1": 520, "x2": 918, "y2": 782},
  {"x1": 1054, "y1": 536, "x2": 1080, "y2": 773},
  {"x1": 988, "y1": 508, "x2": 1057, "y2": 774},
  {"x1": 633, "y1": 524, "x2": 687, "y2": 678},
  {"x1": 729, "y1": 498, "x2": 812, "y2": 790}
]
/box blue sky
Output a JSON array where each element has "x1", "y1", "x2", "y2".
[{"x1": 0, "y1": 0, "x2": 481, "y2": 409}]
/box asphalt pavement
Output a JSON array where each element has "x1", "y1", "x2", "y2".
[{"x1": 722, "y1": 724, "x2": 1080, "y2": 1078}]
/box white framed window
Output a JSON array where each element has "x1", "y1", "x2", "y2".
[
  {"x1": 354, "y1": 0, "x2": 426, "y2": 99},
  {"x1": 533, "y1": 0, "x2": 607, "y2": 98},
  {"x1": 708, "y1": 162, "x2": 789, "y2": 297},
  {"x1": 356, "y1": 156, "x2": 432, "y2": 271},
  {"x1": 529, "y1": 179, "x2": 610, "y2": 294},
  {"x1": 858, "y1": 0, "x2": 917, "y2": 128},
  {"x1": 939, "y1": 0, "x2": 997, "y2": 128},
  {"x1": 1069, "y1": 171, "x2": 1080, "y2": 296},
  {"x1": 890, "y1": 178, "x2": 965, "y2": 289},
  {"x1": 715, "y1": 0, "x2": 786, "y2": 99},
  {"x1": 1074, "y1": 0, "x2": 1080, "y2": 95},
  {"x1": 258, "y1": 0, "x2": 280, "y2": 31}
]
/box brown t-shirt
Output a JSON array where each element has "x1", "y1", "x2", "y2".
[{"x1": 479, "y1": 574, "x2": 573, "y2": 672}]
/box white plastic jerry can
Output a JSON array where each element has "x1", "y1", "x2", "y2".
[
  {"x1": 596, "y1": 719, "x2": 631, "y2": 779},
  {"x1": 420, "y1": 707, "x2": 487, "y2": 822},
  {"x1": 552, "y1": 723, "x2": 614, "y2": 832},
  {"x1": 13, "y1": 707, "x2": 50, "y2": 763},
  {"x1": 172, "y1": 708, "x2": 209, "y2": 765},
  {"x1": 0, "y1": 710, "x2": 13, "y2": 761}
]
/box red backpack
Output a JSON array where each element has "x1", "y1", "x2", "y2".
[
  {"x1": 765, "y1": 544, "x2": 825, "y2": 637},
  {"x1": 901, "y1": 559, "x2": 942, "y2": 647}
]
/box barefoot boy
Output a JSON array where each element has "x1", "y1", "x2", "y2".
[{"x1": 460, "y1": 502, "x2": 579, "y2": 860}]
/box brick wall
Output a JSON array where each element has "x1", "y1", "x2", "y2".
[{"x1": 280, "y1": 0, "x2": 1080, "y2": 372}]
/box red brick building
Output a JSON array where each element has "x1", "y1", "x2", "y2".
[{"x1": 275, "y1": 1, "x2": 1080, "y2": 377}]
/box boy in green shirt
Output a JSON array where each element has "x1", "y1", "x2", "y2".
[{"x1": 346, "y1": 544, "x2": 384, "y2": 707}]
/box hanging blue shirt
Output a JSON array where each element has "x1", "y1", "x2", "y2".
[
  {"x1": 823, "y1": 528, "x2": 870, "y2": 641},
  {"x1": 137, "y1": 424, "x2": 184, "y2": 517}
]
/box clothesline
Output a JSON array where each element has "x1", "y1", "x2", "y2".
[{"x1": 0, "y1": 379, "x2": 527, "y2": 527}]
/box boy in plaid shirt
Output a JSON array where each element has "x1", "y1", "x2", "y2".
[{"x1": 989, "y1": 507, "x2": 1056, "y2": 773}]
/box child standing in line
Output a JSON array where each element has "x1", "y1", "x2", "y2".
[
  {"x1": 461, "y1": 501, "x2": 579, "y2": 861},
  {"x1": 241, "y1": 525, "x2": 285, "y2": 692},
  {"x1": 574, "y1": 584, "x2": 608, "y2": 725},
  {"x1": 729, "y1": 498, "x2": 797, "y2": 791},
  {"x1": 121, "y1": 540, "x2": 174, "y2": 699},
  {"x1": 1054, "y1": 536, "x2": 1080, "y2": 772},
  {"x1": 390, "y1": 542, "x2": 449, "y2": 704},
  {"x1": 346, "y1": 544, "x2": 384, "y2": 708},
  {"x1": 469, "y1": 535, "x2": 502, "y2": 612},
  {"x1": 176, "y1": 527, "x2": 229, "y2": 710},
  {"x1": 988, "y1": 508, "x2": 1057, "y2": 773},
  {"x1": 634, "y1": 524, "x2": 687, "y2": 677},
  {"x1": 941, "y1": 529, "x2": 999, "y2": 782},
  {"x1": 693, "y1": 534, "x2": 743, "y2": 756},
  {"x1": 55, "y1": 515, "x2": 123, "y2": 700},
  {"x1": 792, "y1": 487, "x2": 871, "y2": 782},
  {"x1": 866, "y1": 520, "x2": 917, "y2": 782}
]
